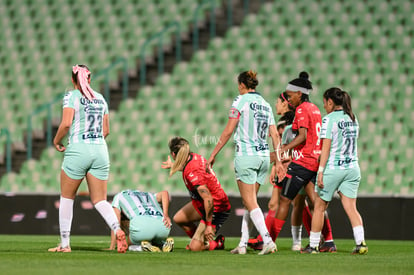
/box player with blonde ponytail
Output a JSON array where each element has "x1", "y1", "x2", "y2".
[
  {"x1": 162, "y1": 137, "x2": 231, "y2": 251},
  {"x1": 169, "y1": 142, "x2": 190, "y2": 176}
]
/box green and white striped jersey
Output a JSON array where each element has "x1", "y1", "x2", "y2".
[
  {"x1": 320, "y1": 110, "x2": 359, "y2": 169},
  {"x1": 282, "y1": 124, "x2": 296, "y2": 145},
  {"x1": 112, "y1": 190, "x2": 164, "y2": 220},
  {"x1": 62, "y1": 89, "x2": 108, "y2": 145},
  {"x1": 229, "y1": 92, "x2": 275, "y2": 157}
]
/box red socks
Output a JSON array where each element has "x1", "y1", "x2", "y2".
[
  {"x1": 302, "y1": 206, "x2": 312, "y2": 235},
  {"x1": 265, "y1": 210, "x2": 277, "y2": 240},
  {"x1": 302, "y1": 206, "x2": 333, "y2": 241},
  {"x1": 273, "y1": 218, "x2": 286, "y2": 240},
  {"x1": 208, "y1": 240, "x2": 218, "y2": 250},
  {"x1": 185, "y1": 227, "x2": 196, "y2": 238},
  {"x1": 322, "y1": 215, "x2": 333, "y2": 241}
]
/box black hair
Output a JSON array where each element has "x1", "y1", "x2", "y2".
[
  {"x1": 238, "y1": 70, "x2": 259, "y2": 89},
  {"x1": 323, "y1": 87, "x2": 356, "y2": 122},
  {"x1": 280, "y1": 110, "x2": 295, "y2": 126},
  {"x1": 279, "y1": 92, "x2": 296, "y2": 112},
  {"x1": 289, "y1": 71, "x2": 312, "y2": 102}
]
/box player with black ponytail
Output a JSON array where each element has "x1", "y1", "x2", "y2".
[{"x1": 302, "y1": 87, "x2": 368, "y2": 254}]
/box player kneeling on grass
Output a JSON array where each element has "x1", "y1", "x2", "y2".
[
  {"x1": 108, "y1": 189, "x2": 174, "y2": 253},
  {"x1": 162, "y1": 137, "x2": 231, "y2": 251},
  {"x1": 301, "y1": 88, "x2": 368, "y2": 255}
]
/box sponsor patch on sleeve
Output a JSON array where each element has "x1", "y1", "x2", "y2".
[{"x1": 229, "y1": 108, "x2": 240, "y2": 119}]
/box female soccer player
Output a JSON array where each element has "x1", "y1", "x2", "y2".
[
  {"x1": 108, "y1": 189, "x2": 174, "y2": 253},
  {"x1": 48, "y1": 65, "x2": 127, "y2": 253},
  {"x1": 248, "y1": 92, "x2": 302, "y2": 250},
  {"x1": 162, "y1": 137, "x2": 230, "y2": 251},
  {"x1": 208, "y1": 70, "x2": 278, "y2": 255},
  {"x1": 270, "y1": 72, "x2": 334, "y2": 249},
  {"x1": 302, "y1": 88, "x2": 368, "y2": 254}
]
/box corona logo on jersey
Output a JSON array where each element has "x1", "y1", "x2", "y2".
[
  {"x1": 80, "y1": 97, "x2": 105, "y2": 105},
  {"x1": 249, "y1": 102, "x2": 270, "y2": 112},
  {"x1": 337, "y1": 120, "x2": 357, "y2": 129}
]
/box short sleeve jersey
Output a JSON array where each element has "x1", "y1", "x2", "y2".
[
  {"x1": 62, "y1": 89, "x2": 109, "y2": 145},
  {"x1": 291, "y1": 102, "x2": 322, "y2": 172},
  {"x1": 320, "y1": 110, "x2": 359, "y2": 169},
  {"x1": 229, "y1": 92, "x2": 276, "y2": 157},
  {"x1": 112, "y1": 190, "x2": 164, "y2": 220},
  {"x1": 182, "y1": 153, "x2": 231, "y2": 213}
]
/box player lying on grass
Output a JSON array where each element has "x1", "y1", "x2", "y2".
[
  {"x1": 108, "y1": 189, "x2": 174, "y2": 252},
  {"x1": 162, "y1": 137, "x2": 230, "y2": 251}
]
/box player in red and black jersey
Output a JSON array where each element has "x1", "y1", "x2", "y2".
[
  {"x1": 270, "y1": 72, "x2": 336, "y2": 252},
  {"x1": 162, "y1": 137, "x2": 231, "y2": 251}
]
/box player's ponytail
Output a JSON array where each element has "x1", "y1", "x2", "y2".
[
  {"x1": 342, "y1": 91, "x2": 355, "y2": 122},
  {"x1": 323, "y1": 87, "x2": 355, "y2": 122},
  {"x1": 168, "y1": 137, "x2": 190, "y2": 176},
  {"x1": 72, "y1": 64, "x2": 95, "y2": 101}
]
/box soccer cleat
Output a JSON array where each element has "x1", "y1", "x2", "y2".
[
  {"x1": 300, "y1": 244, "x2": 319, "y2": 254},
  {"x1": 215, "y1": 234, "x2": 225, "y2": 250},
  {"x1": 230, "y1": 246, "x2": 247, "y2": 254},
  {"x1": 162, "y1": 237, "x2": 174, "y2": 252},
  {"x1": 141, "y1": 241, "x2": 161, "y2": 252},
  {"x1": 247, "y1": 237, "x2": 263, "y2": 251},
  {"x1": 291, "y1": 243, "x2": 302, "y2": 252},
  {"x1": 258, "y1": 241, "x2": 277, "y2": 255},
  {"x1": 319, "y1": 241, "x2": 337, "y2": 253},
  {"x1": 116, "y1": 230, "x2": 128, "y2": 253},
  {"x1": 48, "y1": 245, "x2": 71, "y2": 253},
  {"x1": 352, "y1": 241, "x2": 368, "y2": 255}
]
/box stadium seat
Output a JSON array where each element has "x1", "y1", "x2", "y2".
[{"x1": 1, "y1": 0, "x2": 413, "y2": 197}]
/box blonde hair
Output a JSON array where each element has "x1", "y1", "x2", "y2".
[{"x1": 168, "y1": 137, "x2": 190, "y2": 176}]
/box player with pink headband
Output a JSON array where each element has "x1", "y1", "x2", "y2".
[{"x1": 49, "y1": 65, "x2": 128, "y2": 253}]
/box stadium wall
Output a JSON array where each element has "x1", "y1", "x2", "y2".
[{"x1": 0, "y1": 194, "x2": 412, "y2": 240}]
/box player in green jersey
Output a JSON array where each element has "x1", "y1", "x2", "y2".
[
  {"x1": 108, "y1": 189, "x2": 174, "y2": 252},
  {"x1": 302, "y1": 87, "x2": 368, "y2": 254},
  {"x1": 208, "y1": 70, "x2": 279, "y2": 255},
  {"x1": 49, "y1": 65, "x2": 127, "y2": 253}
]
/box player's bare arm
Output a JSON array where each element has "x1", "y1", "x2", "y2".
[
  {"x1": 282, "y1": 127, "x2": 307, "y2": 153},
  {"x1": 196, "y1": 185, "x2": 215, "y2": 241}
]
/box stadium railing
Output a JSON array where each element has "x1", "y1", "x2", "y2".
[{"x1": 139, "y1": 21, "x2": 182, "y2": 87}]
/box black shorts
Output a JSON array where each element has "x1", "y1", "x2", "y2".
[{"x1": 280, "y1": 162, "x2": 316, "y2": 200}]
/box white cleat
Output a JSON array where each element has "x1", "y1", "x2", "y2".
[
  {"x1": 258, "y1": 241, "x2": 277, "y2": 255},
  {"x1": 230, "y1": 246, "x2": 247, "y2": 254},
  {"x1": 291, "y1": 243, "x2": 302, "y2": 251}
]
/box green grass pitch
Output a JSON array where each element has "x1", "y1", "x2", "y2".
[{"x1": 0, "y1": 235, "x2": 413, "y2": 275}]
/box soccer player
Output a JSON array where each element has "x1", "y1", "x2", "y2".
[
  {"x1": 271, "y1": 72, "x2": 335, "y2": 252},
  {"x1": 108, "y1": 189, "x2": 174, "y2": 253},
  {"x1": 248, "y1": 93, "x2": 302, "y2": 250},
  {"x1": 301, "y1": 88, "x2": 368, "y2": 254},
  {"x1": 49, "y1": 65, "x2": 127, "y2": 253},
  {"x1": 207, "y1": 70, "x2": 278, "y2": 255},
  {"x1": 162, "y1": 137, "x2": 230, "y2": 251}
]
